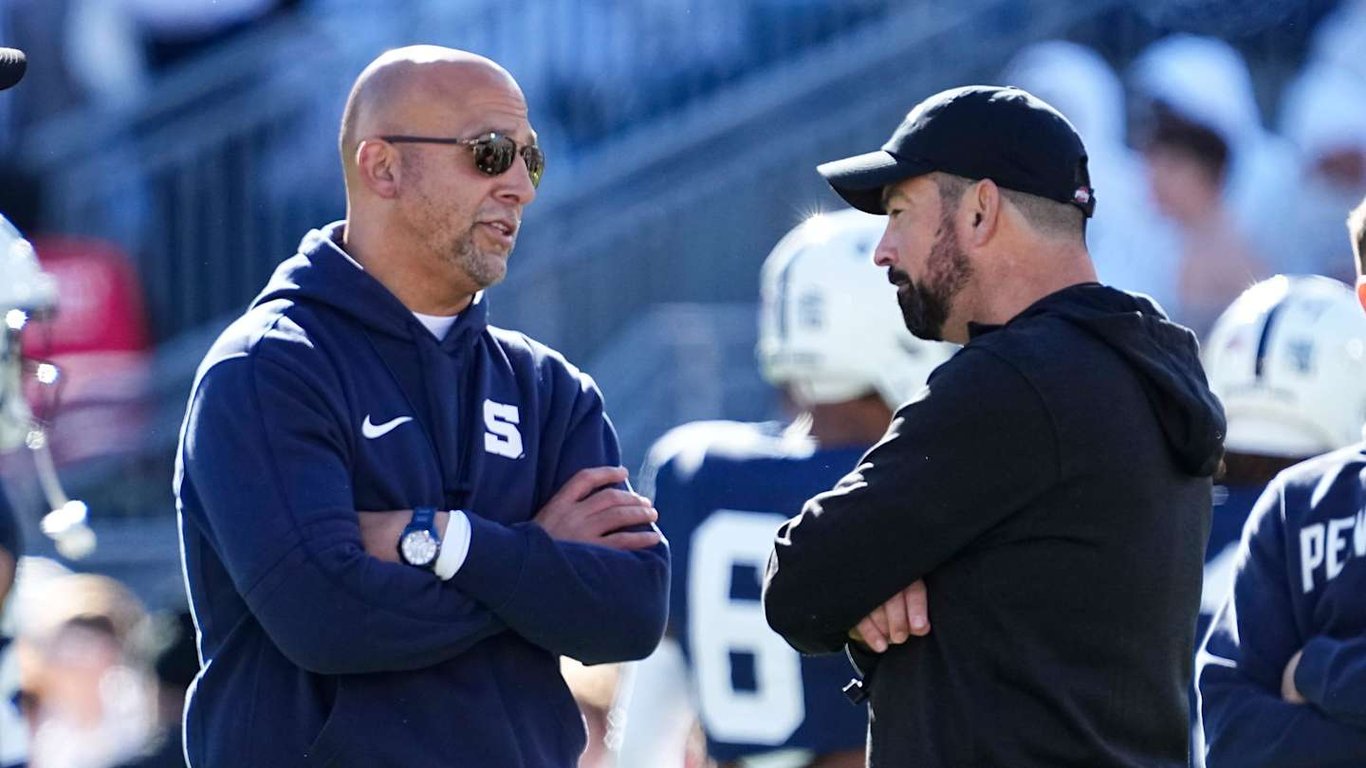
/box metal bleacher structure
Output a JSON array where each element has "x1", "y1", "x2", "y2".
[{"x1": 18, "y1": 0, "x2": 1121, "y2": 602}]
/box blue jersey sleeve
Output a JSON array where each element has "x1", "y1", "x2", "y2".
[
  {"x1": 446, "y1": 364, "x2": 669, "y2": 665},
  {"x1": 181, "y1": 353, "x2": 506, "y2": 675},
  {"x1": 1294, "y1": 633, "x2": 1366, "y2": 728},
  {"x1": 1198, "y1": 480, "x2": 1366, "y2": 766},
  {"x1": 643, "y1": 422, "x2": 870, "y2": 761}
]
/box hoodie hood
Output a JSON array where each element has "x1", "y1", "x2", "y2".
[
  {"x1": 252, "y1": 221, "x2": 490, "y2": 352},
  {"x1": 1019, "y1": 283, "x2": 1226, "y2": 477}
]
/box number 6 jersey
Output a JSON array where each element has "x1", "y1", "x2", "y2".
[{"x1": 638, "y1": 419, "x2": 869, "y2": 763}]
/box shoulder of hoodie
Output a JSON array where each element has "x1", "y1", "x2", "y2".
[
  {"x1": 941, "y1": 315, "x2": 1087, "y2": 405},
  {"x1": 1263, "y1": 442, "x2": 1366, "y2": 526},
  {"x1": 191, "y1": 301, "x2": 603, "y2": 399},
  {"x1": 960, "y1": 285, "x2": 1161, "y2": 383},
  {"x1": 484, "y1": 323, "x2": 603, "y2": 398},
  {"x1": 194, "y1": 297, "x2": 330, "y2": 370}
]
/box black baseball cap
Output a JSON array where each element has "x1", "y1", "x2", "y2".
[{"x1": 818, "y1": 85, "x2": 1095, "y2": 218}]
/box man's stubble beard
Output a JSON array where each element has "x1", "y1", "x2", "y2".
[
  {"x1": 898, "y1": 212, "x2": 973, "y2": 342},
  {"x1": 448, "y1": 228, "x2": 509, "y2": 290},
  {"x1": 404, "y1": 154, "x2": 510, "y2": 292}
]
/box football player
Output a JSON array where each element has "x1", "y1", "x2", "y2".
[
  {"x1": 1197, "y1": 272, "x2": 1366, "y2": 764},
  {"x1": 611, "y1": 209, "x2": 955, "y2": 768},
  {"x1": 1198, "y1": 274, "x2": 1366, "y2": 638}
]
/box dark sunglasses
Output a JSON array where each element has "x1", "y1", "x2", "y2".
[{"x1": 380, "y1": 132, "x2": 544, "y2": 187}]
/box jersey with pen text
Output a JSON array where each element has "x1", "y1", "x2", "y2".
[{"x1": 643, "y1": 420, "x2": 869, "y2": 762}]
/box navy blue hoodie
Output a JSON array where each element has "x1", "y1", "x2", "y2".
[
  {"x1": 175, "y1": 223, "x2": 669, "y2": 767},
  {"x1": 1198, "y1": 444, "x2": 1366, "y2": 766}
]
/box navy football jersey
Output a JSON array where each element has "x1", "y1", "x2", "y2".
[
  {"x1": 1190, "y1": 481, "x2": 1263, "y2": 761},
  {"x1": 1200, "y1": 484, "x2": 1265, "y2": 642},
  {"x1": 642, "y1": 420, "x2": 868, "y2": 762}
]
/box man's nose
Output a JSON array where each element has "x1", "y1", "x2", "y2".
[
  {"x1": 496, "y1": 160, "x2": 537, "y2": 206},
  {"x1": 873, "y1": 233, "x2": 895, "y2": 267}
]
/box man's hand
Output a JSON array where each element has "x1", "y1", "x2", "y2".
[
  {"x1": 534, "y1": 466, "x2": 661, "y2": 551},
  {"x1": 1282, "y1": 648, "x2": 1305, "y2": 704},
  {"x1": 357, "y1": 509, "x2": 449, "y2": 563},
  {"x1": 848, "y1": 579, "x2": 930, "y2": 653}
]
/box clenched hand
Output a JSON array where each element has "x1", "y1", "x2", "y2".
[
  {"x1": 849, "y1": 579, "x2": 931, "y2": 653},
  {"x1": 534, "y1": 466, "x2": 661, "y2": 551}
]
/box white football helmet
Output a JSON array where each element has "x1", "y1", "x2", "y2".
[
  {"x1": 1203, "y1": 274, "x2": 1366, "y2": 457},
  {"x1": 757, "y1": 208, "x2": 956, "y2": 409},
  {"x1": 0, "y1": 215, "x2": 93, "y2": 558}
]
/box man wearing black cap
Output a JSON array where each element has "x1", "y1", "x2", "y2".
[{"x1": 763, "y1": 85, "x2": 1226, "y2": 766}]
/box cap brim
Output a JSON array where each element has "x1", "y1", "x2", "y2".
[{"x1": 817, "y1": 150, "x2": 934, "y2": 214}]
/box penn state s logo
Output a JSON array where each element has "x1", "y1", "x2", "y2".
[{"x1": 484, "y1": 400, "x2": 523, "y2": 459}]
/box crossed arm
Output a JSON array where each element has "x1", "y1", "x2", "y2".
[
  {"x1": 1284, "y1": 635, "x2": 1366, "y2": 727},
  {"x1": 358, "y1": 466, "x2": 660, "y2": 562},
  {"x1": 183, "y1": 352, "x2": 667, "y2": 675},
  {"x1": 1197, "y1": 483, "x2": 1366, "y2": 766},
  {"x1": 764, "y1": 349, "x2": 1053, "y2": 655}
]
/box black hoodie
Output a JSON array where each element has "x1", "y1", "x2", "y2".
[{"x1": 764, "y1": 283, "x2": 1225, "y2": 767}]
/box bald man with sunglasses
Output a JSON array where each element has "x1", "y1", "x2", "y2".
[{"x1": 174, "y1": 46, "x2": 669, "y2": 768}]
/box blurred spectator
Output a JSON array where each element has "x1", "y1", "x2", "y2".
[
  {"x1": 13, "y1": 570, "x2": 154, "y2": 768},
  {"x1": 1306, "y1": 0, "x2": 1366, "y2": 86},
  {"x1": 1277, "y1": 62, "x2": 1366, "y2": 282},
  {"x1": 110, "y1": 609, "x2": 197, "y2": 768},
  {"x1": 1130, "y1": 35, "x2": 1302, "y2": 279},
  {"x1": 1003, "y1": 40, "x2": 1179, "y2": 311},
  {"x1": 1138, "y1": 103, "x2": 1269, "y2": 335}
]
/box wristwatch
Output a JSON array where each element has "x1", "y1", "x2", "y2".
[{"x1": 398, "y1": 506, "x2": 441, "y2": 570}]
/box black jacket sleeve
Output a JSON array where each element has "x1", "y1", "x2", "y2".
[{"x1": 763, "y1": 348, "x2": 1058, "y2": 654}]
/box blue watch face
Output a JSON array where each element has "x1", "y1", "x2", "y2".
[{"x1": 401, "y1": 528, "x2": 440, "y2": 567}]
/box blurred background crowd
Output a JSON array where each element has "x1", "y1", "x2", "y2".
[{"x1": 1, "y1": 0, "x2": 1364, "y2": 766}]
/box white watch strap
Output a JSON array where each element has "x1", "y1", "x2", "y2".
[{"x1": 434, "y1": 510, "x2": 472, "y2": 581}]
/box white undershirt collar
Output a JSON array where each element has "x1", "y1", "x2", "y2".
[{"x1": 412, "y1": 310, "x2": 459, "y2": 340}]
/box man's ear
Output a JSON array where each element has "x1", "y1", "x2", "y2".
[
  {"x1": 1356, "y1": 274, "x2": 1366, "y2": 314},
  {"x1": 356, "y1": 139, "x2": 401, "y2": 199},
  {"x1": 966, "y1": 178, "x2": 1000, "y2": 246}
]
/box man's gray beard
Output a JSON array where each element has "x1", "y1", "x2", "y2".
[{"x1": 451, "y1": 234, "x2": 508, "y2": 290}]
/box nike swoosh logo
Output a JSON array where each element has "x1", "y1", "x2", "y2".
[{"x1": 362, "y1": 415, "x2": 413, "y2": 439}]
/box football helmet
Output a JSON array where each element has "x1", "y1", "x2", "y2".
[
  {"x1": 757, "y1": 208, "x2": 956, "y2": 409},
  {"x1": 0, "y1": 215, "x2": 93, "y2": 558},
  {"x1": 1203, "y1": 274, "x2": 1366, "y2": 457}
]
